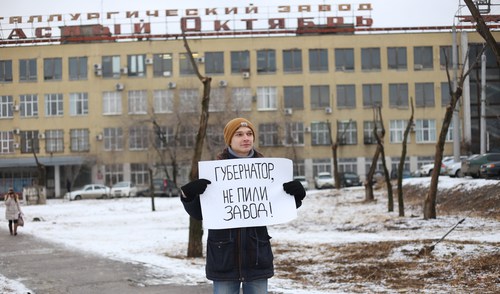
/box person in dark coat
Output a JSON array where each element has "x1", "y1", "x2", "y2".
[{"x1": 180, "y1": 117, "x2": 306, "y2": 294}]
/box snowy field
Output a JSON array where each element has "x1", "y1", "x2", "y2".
[{"x1": 1, "y1": 176, "x2": 499, "y2": 293}]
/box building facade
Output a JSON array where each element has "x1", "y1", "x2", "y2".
[{"x1": 1, "y1": 27, "x2": 499, "y2": 197}]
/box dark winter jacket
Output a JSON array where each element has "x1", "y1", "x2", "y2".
[{"x1": 181, "y1": 147, "x2": 275, "y2": 282}]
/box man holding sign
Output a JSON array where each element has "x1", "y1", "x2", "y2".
[{"x1": 180, "y1": 118, "x2": 306, "y2": 294}]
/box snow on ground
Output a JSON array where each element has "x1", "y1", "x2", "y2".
[{"x1": 0, "y1": 176, "x2": 499, "y2": 293}]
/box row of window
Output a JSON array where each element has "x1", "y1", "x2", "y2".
[
  {"x1": 0, "y1": 119, "x2": 455, "y2": 154},
  {"x1": 0, "y1": 45, "x2": 453, "y2": 82},
  {"x1": 0, "y1": 81, "x2": 453, "y2": 119}
]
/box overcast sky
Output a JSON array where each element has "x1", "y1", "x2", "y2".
[{"x1": 1, "y1": 0, "x2": 494, "y2": 28}]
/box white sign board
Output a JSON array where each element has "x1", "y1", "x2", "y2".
[{"x1": 199, "y1": 157, "x2": 297, "y2": 229}]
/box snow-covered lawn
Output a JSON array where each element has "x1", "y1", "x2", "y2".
[{"x1": 1, "y1": 177, "x2": 499, "y2": 293}]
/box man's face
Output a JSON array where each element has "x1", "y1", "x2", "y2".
[{"x1": 230, "y1": 126, "x2": 254, "y2": 156}]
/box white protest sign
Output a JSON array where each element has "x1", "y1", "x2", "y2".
[{"x1": 198, "y1": 157, "x2": 297, "y2": 229}]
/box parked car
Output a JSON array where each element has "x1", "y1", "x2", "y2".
[
  {"x1": 390, "y1": 169, "x2": 412, "y2": 179},
  {"x1": 444, "y1": 155, "x2": 473, "y2": 177},
  {"x1": 65, "y1": 184, "x2": 111, "y2": 201},
  {"x1": 462, "y1": 153, "x2": 500, "y2": 178},
  {"x1": 293, "y1": 176, "x2": 309, "y2": 190},
  {"x1": 150, "y1": 178, "x2": 180, "y2": 197},
  {"x1": 480, "y1": 161, "x2": 500, "y2": 178},
  {"x1": 339, "y1": 172, "x2": 362, "y2": 187},
  {"x1": 110, "y1": 181, "x2": 140, "y2": 197},
  {"x1": 314, "y1": 172, "x2": 335, "y2": 189}
]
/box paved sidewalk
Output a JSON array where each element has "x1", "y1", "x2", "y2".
[{"x1": 0, "y1": 230, "x2": 212, "y2": 294}]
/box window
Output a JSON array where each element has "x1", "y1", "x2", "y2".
[
  {"x1": 257, "y1": 49, "x2": 276, "y2": 73},
  {"x1": 102, "y1": 55, "x2": 121, "y2": 78},
  {"x1": 445, "y1": 119, "x2": 457, "y2": 142},
  {"x1": 209, "y1": 88, "x2": 226, "y2": 112},
  {"x1": 313, "y1": 158, "x2": 331, "y2": 176},
  {"x1": 311, "y1": 85, "x2": 330, "y2": 109},
  {"x1": 415, "y1": 119, "x2": 436, "y2": 143},
  {"x1": 439, "y1": 45, "x2": 452, "y2": 69},
  {"x1": 70, "y1": 129, "x2": 90, "y2": 152},
  {"x1": 205, "y1": 52, "x2": 224, "y2": 74},
  {"x1": 105, "y1": 164, "x2": 123, "y2": 186},
  {"x1": 19, "y1": 130, "x2": 40, "y2": 154},
  {"x1": 231, "y1": 88, "x2": 252, "y2": 112},
  {"x1": 43, "y1": 58, "x2": 62, "y2": 81},
  {"x1": 363, "y1": 121, "x2": 382, "y2": 144},
  {"x1": 45, "y1": 129, "x2": 64, "y2": 153},
  {"x1": 389, "y1": 120, "x2": 407, "y2": 143},
  {"x1": 230, "y1": 50, "x2": 250, "y2": 73},
  {"x1": 441, "y1": 82, "x2": 451, "y2": 106},
  {"x1": 153, "y1": 89, "x2": 174, "y2": 113},
  {"x1": 68, "y1": 57, "x2": 87, "y2": 80},
  {"x1": 128, "y1": 90, "x2": 147, "y2": 114},
  {"x1": 179, "y1": 125, "x2": 196, "y2": 148},
  {"x1": 127, "y1": 54, "x2": 146, "y2": 77},
  {"x1": 19, "y1": 58, "x2": 37, "y2": 81},
  {"x1": 129, "y1": 125, "x2": 149, "y2": 150},
  {"x1": 206, "y1": 124, "x2": 225, "y2": 150},
  {"x1": 417, "y1": 156, "x2": 433, "y2": 169},
  {"x1": 103, "y1": 127, "x2": 123, "y2": 151},
  {"x1": 284, "y1": 122, "x2": 304, "y2": 145},
  {"x1": 69, "y1": 93, "x2": 88, "y2": 116},
  {"x1": 155, "y1": 126, "x2": 175, "y2": 149},
  {"x1": 259, "y1": 123, "x2": 279, "y2": 146},
  {"x1": 179, "y1": 89, "x2": 199, "y2": 113},
  {"x1": 0, "y1": 60, "x2": 13, "y2": 82},
  {"x1": 337, "y1": 121, "x2": 357, "y2": 145},
  {"x1": 283, "y1": 49, "x2": 302, "y2": 73},
  {"x1": 0, "y1": 131, "x2": 14, "y2": 154},
  {"x1": 180, "y1": 53, "x2": 196, "y2": 75},
  {"x1": 293, "y1": 160, "x2": 306, "y2": 177},
  {"x1": 390, "y1": 157, "x2": 410, "y2": 173},
  {"x1": 389, "y1": 83, "x2": 409, "y2": 108},
  {"x1": 336, "y1": 84, "x2": 356, "y2": 108},
  {"x1": 44, "y1": 93, "x2": 63, "y2": 116},
  {"x1": 309, "y1": 49, "x2": 328, "y2": 72},
  {"x1": 131, "y1": 163, "x2": 149, "y2": 185},
  {"x1": 414, "y1": 46, "x2": 433, "y2": 70},
  {"x1": 415, "y1": 82, "x2": 435, "y2": 107},
  {"x1": 283, "y1": 86, "x2": 304, "y2": 109},
  {"x1": 153, "y1": 53, "x2": 173, "y2": 77},
  {"x1": 20, "y1": 94, "x2": 38, "y2": 117},
  {"x1": 311, "y1": 121, "x2": 330, "y2": 145},
  {"x1": 102, "y1": 91, "x2": 122, "y2": 115},
  {"x1": 387, "y1": 47, "x2": 407, "y2": 70},
  {"x1": 335, "y1": 48, "x2": 354, "y2": 71},
  {"x1": 256, "y1": 87, "x2": 277, "y2": 110},
  {"x1": 362, "y1": 84, "x2": 382, "y2": 107},
  {"x1": 338, "y1": 158, "x2": 358, "y2": 173},
  {"x1": 0, "y1": 95, "x2": 13, "y2": 118},
  {"x1": 361, "y1": 48, "x2": 381, "y2": 70}
]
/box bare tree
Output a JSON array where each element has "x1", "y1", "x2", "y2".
[
  {"x1": 372, "y1": 107, "x2": 393, "y2": 212},
  {"x1": 396, "y1": 98, "x2": 415, "y2": 217},
  {"x1": 182, "y1": 35, "x2": 212, "y2": 258},
  {"x1": 423, "y1": 49, "x2": 480, "y2": 219},
  {"x1": 31, "y1": 138, "x2": 46, "y2": 204}
]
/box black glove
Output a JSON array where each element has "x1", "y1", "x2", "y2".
[
  {"x1": 181, "y1": 179, "x2": 211, "y2": 201},
  {"x1": 283, "y1": 180, "x2": 306, "y2": 208}
]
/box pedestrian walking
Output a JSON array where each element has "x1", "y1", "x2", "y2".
[{"x1": 4, "y1": 188, "x2": 23, "y2": 236}]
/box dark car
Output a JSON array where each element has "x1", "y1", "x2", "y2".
[
  {"x1": 480, "y1": 161, "x2": 500, "y2": 178},
  {"x1": 339, "y1": 172, "x2": 362, "y2": 187},
  {"x1": 462, "y1": 153, "x2": 500, "y2": 178},
  {"x1": 151, "y1": 178, "x2": 180, "y2": 197}
]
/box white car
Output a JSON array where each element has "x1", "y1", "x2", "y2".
[
  {"x1": 445, "y1": 161, "x2": 463, "y2": 177},
  {"x1": 110, "y1": 181, "x2": 139, "y2": 198},
  {"x1": 65, "y1": 184, "x2": 111, "y2": 201},
  {"x1": 314, "y1": 172, "x2": 335, "y2": 189}
]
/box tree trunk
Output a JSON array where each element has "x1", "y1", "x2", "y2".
[
  {"x1": 373, "y1": 107, "x2": 393, "y2": 211},
  {"x1": 397, "y1": 98, "x2": 414, "y2": 217},
  {"x1": 364, "y1": 146, "x2": 380, "y2": 201},
  {"x1": 183, "y1": 35, "x2": 212, "y2": 257}
]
